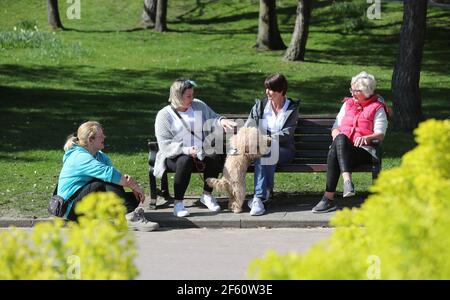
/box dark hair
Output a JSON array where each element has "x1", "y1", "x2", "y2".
[{"x1": 264, "y1": 73, "x2": 288, "y2": 95}]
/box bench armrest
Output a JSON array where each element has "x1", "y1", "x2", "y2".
[
  {"x1": 371, "y1": 140, "x2": 382, "y2": 164},
  {"x1": 148, "y1": 141, "x2": 159, "y2": 168}
]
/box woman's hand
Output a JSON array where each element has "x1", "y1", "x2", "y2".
[
  {"x1": 354, "y1": 133, "x2": 384, "y2": 147},
  {"x1": 133, "y1": 187, "x2": 145, "y2": 203},
  {"x1": 123, "y1": 174, "x2": 137, "y2": 188},
  {"x1": 189, "y1": 146, "x2": 198, "y2": 158},
  {"x1": 124, "y1": 174, "x2": 145, "y2": 203},
  {"x1": 220, "y1": 118, "x2": 238, "y2": 130},
  {"x1": 354, "y1": 136, "x2": 369, "y2": 147},
  {"x1": 331, "y1": 129, "x2": 341, "y2": 140},
  {"x1": 125, "y1": 175, "x2": 139, "y2": 189}
]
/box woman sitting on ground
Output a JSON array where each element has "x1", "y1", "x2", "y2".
[
  {"x1": 57, "y1": 121, "x2": 159, "y2": 231},
  {"x1": 312, "y1": 71, "x2": 389, "y2": 213}
]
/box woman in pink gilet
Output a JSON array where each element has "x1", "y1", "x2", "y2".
[{"x1": 312, "y1": 72, "x2": 389, "y2": 214}]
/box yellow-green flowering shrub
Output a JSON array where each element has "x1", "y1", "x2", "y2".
[
  {"x1": 0, "y1": 192, "x2": 137, "y2": 279},
  {"x1": 249, "y1": 119, "x2": 450, "y2": 279}
]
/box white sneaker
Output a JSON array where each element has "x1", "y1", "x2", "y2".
[
  {"x1": 249, "y1": 189, "x2": 271, "y2": 208},
  {"x1": 264, "y1": 189, "x2": 271, "y2": 202},
  {"x1": 173, "y1": 201, "x2": 190, "y2": 217},
  {"x1": 200, "y1": 194, "x2": 221, "y2": 212},
  {"x1": 247, "y1": 197, "x2": 255, "y2": 209},
  {"x1": 250, "y1": 198, "x2": 265, "y2": 216},
  {"x1": 126, "y1": 207, "x2": 159, "y2": 232}
]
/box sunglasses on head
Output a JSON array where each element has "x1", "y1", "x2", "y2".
[{"x1": 180, "y1": 79, "x2": 197, "y2": 93}]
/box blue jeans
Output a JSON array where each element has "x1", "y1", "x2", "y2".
[{"x1": 253, "y1": 146, "x2": 294, "y2": 200}]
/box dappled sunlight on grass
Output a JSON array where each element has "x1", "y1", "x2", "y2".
[{"x1": 1, "y1": 0, "x2": 449, "y2": 217}]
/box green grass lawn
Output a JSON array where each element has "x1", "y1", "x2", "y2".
[{"x1": 1, "y1": 0, "x2": 449, "y2": 218}]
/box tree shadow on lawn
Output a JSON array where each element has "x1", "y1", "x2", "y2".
[
  {"x1": 268, "y1": 191, "x2": 368, "y2": 211},
  {"x1": 0, "y1": 154, "x2": 45, "y2": 163},
  {"x1": 306, "y1": 32, "x2": 449, "y2": 77},
  {"x1": 0, "y1": 64, "x2": 264, "y2": 154},
  {"x1": 171, "y1": 4, "x2": 297, "y2": 26},
  {"x1": 1, "y1": 64, "x2": 442, "y2": 158},
  {"x1": 63, "y1": 27, "x2": 146, "y2": 33},
  {"x1": 305, "y1": 8, "x2": 450, "y2": 76}
]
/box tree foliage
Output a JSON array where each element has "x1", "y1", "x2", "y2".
[
  {"x1": 0, "y1": 192, "x2": 138, "y2": 279},
  {"x1": 249, "y1": 119, "x2": 450, "y2": 279}
]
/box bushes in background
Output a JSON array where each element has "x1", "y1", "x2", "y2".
[
  {"x1": 0, "y1": 192, "x2": 138, "y2": 279},
  {"x1": 249, "y1": 119, "x2": 450, "y2": 279}
]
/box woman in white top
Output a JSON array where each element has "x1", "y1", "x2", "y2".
[
  {"x1": 245, "y1": 74, "x2": 300, "y2": 216},
  {"x1": 312, "y1": 71, "x2": 389, "y2": 214},
  {"x1": 154, "y1": 79, "x2": 236, "y2": 217}
]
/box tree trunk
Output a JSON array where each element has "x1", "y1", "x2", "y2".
[
  {"x1": 284, "y1": 0, "x2": 311, "y2": 61},
  {"x1": 255, "y1": 0, "x2": 286, "y2": 50},
  {"x1": 142, "y1": 0, "x2": 157, "y2": 28},
  {"x1": 47, "y1": 0, "x2": 63, "y2": 30},
  {"x1": 155, "y1": 0, "x2": 168, "y2": 32},
  {"x1": 391, "y1": 0, "x2": 428, "y2": 131}
]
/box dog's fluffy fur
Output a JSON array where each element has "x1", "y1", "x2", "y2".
[{"x1": 206, "y1": 127, "x2": 271, "y2": 213}]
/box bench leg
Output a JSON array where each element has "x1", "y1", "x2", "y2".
[
  {"x1": 160, "y1": 172, "x2": 172, "y2": 200},
  {"x1": 149, "y1": 170, "x2": 158, "y2": 210},
  {"x1": 372, "y1": 163, "x2": 380, "y2": 181}
]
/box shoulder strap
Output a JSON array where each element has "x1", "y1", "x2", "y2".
[
  {"x1": 259, "y1": 98, "x2": 269, "y2": 119},
  {"x1": 170, "y1": 105, "x2": 204, "y2": 141}
]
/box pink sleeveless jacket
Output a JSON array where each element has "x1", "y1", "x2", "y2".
[{"x1": 339, "y1": 95, "x2": 387, "y2": 144}]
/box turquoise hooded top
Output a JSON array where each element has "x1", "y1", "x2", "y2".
[{"x1": 57, "y1": 145, "x2": 122, "y2": 201}]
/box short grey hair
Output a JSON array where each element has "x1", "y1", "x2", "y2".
[
  {"x1": 351, "y1": 71, "x2": 377, "y2": 98},
  {"x1": 168, "y1": 79, "x2": 195, "y2": 108}
]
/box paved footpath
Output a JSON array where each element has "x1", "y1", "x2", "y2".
[
  {"x1": 134, "y1": 227, "x2": 334, "y2": 280},
  {"x1": 0, "y1": 194, "x2": 365, "y2": 229}
]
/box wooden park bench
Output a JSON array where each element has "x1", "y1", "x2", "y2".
[{"x1": 147, "y1": 114, "x2": 381, "y2": 209}]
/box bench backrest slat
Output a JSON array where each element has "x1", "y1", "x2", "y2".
[
  {"x1": 295, "y1": 150, "x2": 329, "y2": 158},
  {"x1": 295, "y1": 127, "x2": 332, "y2": 134},
  {"x1": 294, "y1": 142, "x2": 331, "y2": 150}
]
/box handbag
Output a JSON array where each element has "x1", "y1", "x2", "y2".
[{"x1": 47, "y1": 185, "x2": 68, "y2": 217}]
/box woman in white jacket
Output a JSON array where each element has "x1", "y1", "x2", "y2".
[{"x1": 154, "y1": 79, "x2": 236, "y2": 217}]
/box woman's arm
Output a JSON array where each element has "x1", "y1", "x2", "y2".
[
  {"x1": 332, "y1": 103, "x2": 346, "y2": 140},
  {"x1": 119, "y1": 174, "x2": 145, "y2": 203},
  {"x1": 354, "y1": 108, "x2": 388, "y2": 147},
  {"x1": 272, "y1": 104, "x2": 299, "y2": 145},
  {"x1": 195, "y1": 99, "x2": 237, "y2": 130}
]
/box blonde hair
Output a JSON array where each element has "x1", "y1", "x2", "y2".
[
  {"x1": 168, "y1": 79, "x2": 195, "y2": 109},
  {"x1": 64, "y1": 121, "x2": 102, "y2": 151},
  {"x1": 351, "y1": 71, "x2": 377, "y2": 98}
]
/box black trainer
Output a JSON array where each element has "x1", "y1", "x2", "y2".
[
  {"x1": 343, "y1": 180, "x2": 355, "y2": 198},
  {"x1": 312, "y1": 196, "x2": 337, "y2": 214}
]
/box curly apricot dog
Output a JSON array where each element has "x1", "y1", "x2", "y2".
[{"x1": 206, "y1": 127, "x2": 271, "y2": 213}]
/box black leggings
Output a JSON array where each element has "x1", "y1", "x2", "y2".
[
  {"x1": 165, "y1": 154, "x2": 223, "y2": 200},
  {"x1": 326, "y1": 134, "x2": 372, "y2": 193},
  {"x1": 66, "y1": 179, "x2": 140, "y2": 221}
]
